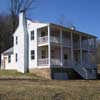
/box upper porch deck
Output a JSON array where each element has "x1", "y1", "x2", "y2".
[{"x1": 37, "y1": 25, "x2": 96, "y2": 51}]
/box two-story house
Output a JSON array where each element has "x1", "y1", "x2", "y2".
[{"x1": 1, "y1": 11, "x2": 97, "y2": 79}]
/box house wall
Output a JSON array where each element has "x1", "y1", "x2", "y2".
[
  {"x1": 5, "y1": 54, "x2": 17, "y2": 70},
  {"x1": 28, "y1": 28, "x2": 37, "y2": 69},
  {"x1": 27, "y1": 21, "x2": 49, "y2": 69},
  {"x1": 13, "y1": 12, "x2": 49, "y2": 73},
  {"x1": 1, "y1": 54, "x2": 5, "y2": 69},
  {"x1": 1, "y1": 54, "x2": 17, "y2": 70},
  {"x1": 13, "y1": 12, "x2": 28, "y2": 73}
]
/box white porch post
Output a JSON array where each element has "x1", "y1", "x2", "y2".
[
  {"x1": 60, "y1": 28, "x2": 63, "y2": 66},
  {"x1": 88, "y1": 37, "x2": 90, "y2": 65},
  {"x1": 80, "y1": 35, "x2": 82, "y2": 65},
  {"x1": 94, "y1": 38, "x2": 97, "y2": 66},
  {"x1": 71, "y1": 31, "x2": 74, "y2": 65},
  {"x1": 48, "y1": 24, "x2": 51, "y2": 67}
]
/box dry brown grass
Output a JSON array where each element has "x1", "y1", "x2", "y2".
[
  {"x1": 0, "y1": 70, "x2": 100, "y2": 100},
  {"x1": 0, "y1": 80, "x2": 100, "y2": 100}
]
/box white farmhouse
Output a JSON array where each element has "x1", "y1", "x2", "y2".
[{"x1": 0, "y1": 11, "x2": 97, "y2": 79}]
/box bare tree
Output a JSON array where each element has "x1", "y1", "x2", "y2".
[
  {"x1": 10, "y1": 0, "x2": 36, "y2": 32},
  {"x1": 10, "y1": 0, "x2": 35, "y2": 15}
]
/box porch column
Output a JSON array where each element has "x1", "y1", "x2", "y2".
[
  {"x1": 94, "y1": 38, "x2": 97, "y2": 66},
  {"x1": 80, "y1": 35, "x2": 82, "y2": 65},
  {"x1": 60, "y1": 28, "x2": 63, "y2": 66},
  {"x1": 71, "y1": 31, "x2": 74, "y2": 65},
  {"x1": 87, "y1": 37, "x2": 90, "y2": 64},
  {"x1": 48, "y1": 24, "x2": 51, "y2": 67}
]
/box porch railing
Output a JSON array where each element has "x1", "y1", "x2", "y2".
[
  {"x1": 50, "y1": 36, "x2": 60, "y2": 44},
  {"x1": 73, "y1": 61, "x2": 96, "y2": 69},
  {"x1": 38, "y1": 36, "x2": 71, "y2": 47},
  {"x1": 38, "y1": 36, "x2": 48, "y2": 45},
  {"x1": 82, "y1": 63, "x2": 97, "y2": 69},
  {"x1": 37, "y1": 58, "x2": 96, "y2": 69},
  {"x1": 38, "y1": 58, "x2": 48, "y2": 66},
  {"x1": 63, "y1": 60, "x2": 72, "y2": 66},
  {"x1": 51, "y1": 59, "x2": 61, "y2": 66},
  {"x1": 74, "y1": 42, "x2": 95, "y2": 50},
  {"x1": 62, "y1": 41, "x2": 71, "y2": 47}
]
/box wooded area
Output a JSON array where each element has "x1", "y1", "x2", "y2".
[
  {"x1": 0, "y1": 0, "x2": 35, "y2": 64},
  {"x1": 0, "y1": 15, "x2": 18, "y2": 53}
]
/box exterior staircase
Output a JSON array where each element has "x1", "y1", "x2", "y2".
[{"x1": 72, "y1": 63, "x2": 96, "y2": 79}]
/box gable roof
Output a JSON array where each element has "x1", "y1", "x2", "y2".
[
  {"x1": 26, "y1": 18, "x2": 97, "y2": 38},
  {"x1": 13, "y1": 17, "x2": 97, "y2": 38}
]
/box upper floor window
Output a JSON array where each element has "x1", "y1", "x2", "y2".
[
  {"x1": 41, "y1": 31, "x2": 46, "y2": 37},
  {"x1": 51, "y1": 50, "x2": 55, "y2": 58},
  {"x1": 31, "y1": 50, "x2": 35, "y2": 60},
  {"x1": 31, "y1": 30, "x2": 34, "y2": 40},
  {"x1": 16, "y1": 53, "x2": 18, "y2": 62},
  {"x1": 16, "y1": 36, "x2": 18, "y2": 44},
  {"x1": 8, "y1": 55, "x2": 11, "y2": 63}
]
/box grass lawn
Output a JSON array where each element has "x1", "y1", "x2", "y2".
[
  {"x1": 0, "y1": 70, "x2": 100, "y2": 100},
  {"x1": 0, "y1": 70, "x2": 44, "y2": 80}
]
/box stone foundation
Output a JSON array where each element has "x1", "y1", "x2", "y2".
[
  {"x1": 97, "y1": 64, "x2": 100, "y2": 73},
  {"x1": 29, "y1": 68, "x2": 52, "y2": 79},
  {"x1": 29, "y1": 68, "x2": 82, "y2": 80}
]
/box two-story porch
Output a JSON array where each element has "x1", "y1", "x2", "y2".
[
  {"x1": 73, "y1": 32, "x2": 96, "y2": 68},
  {"x1": 37, "y1": 25, "x2": 72, "y2": 68},
  {"x1": 36, "y1": 24, "x2": 96, "y2": 70}
]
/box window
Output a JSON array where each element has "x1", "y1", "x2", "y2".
[
  {"x1": 64, "y1": 54, "x2": 68, "y2": 60},
  {"x1": 31, "y1": 31, "x2": 34, "y2": 40},
  {"x1": 41, "y1": 31, "x2": 46, "y2": 37},
  {"x1": 31, "y1": 50, "x2": 35, "y2": 60},
  {"x1": 16, "y1": 53, "x2": 18, "y2": 62},
  {"x1": 16, "y1": 36, "x2": 18, "y2": 44},
  {"x1": 8, "y1": 55, "x2": 11, "y2": 63},
  {"x1": 51, "y1": 50, "x2": 55, "y2": 58},
  {"x1": 42, "y1": 50, "x2": 46, "y2": 58}
]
